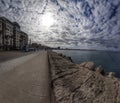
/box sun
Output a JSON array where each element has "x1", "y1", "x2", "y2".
[{"x1": 41, "y1": 13, "x2": 54, "y2": 28}]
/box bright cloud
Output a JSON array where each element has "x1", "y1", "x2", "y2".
[{"x1": 0, "y1": 0, "x2": 120, "y2": 50}]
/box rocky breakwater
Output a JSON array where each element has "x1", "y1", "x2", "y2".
[{"x1": 48, "y1": 51, "x2": 120, "y2": 103}]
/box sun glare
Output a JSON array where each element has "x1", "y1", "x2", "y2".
[{"x1": 41, "y1": 13, "x2": 54, "y2": 28}]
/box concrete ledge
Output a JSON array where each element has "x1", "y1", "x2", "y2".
[{"x1": 48, "y1": 51, "x2": 120, "y2": 103}]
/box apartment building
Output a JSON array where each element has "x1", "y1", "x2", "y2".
[
  {"x1": 0, "y1": 18, "x2": 3, "y2": 49},
  {"x1": 5, "y1": 18, "x2": 14, "y2": 50},
  {"x1": 20, "y1": 31, "x2": 28, "y2": 50},
  {"x1": 13, "y1": 22, "x2": 21, "y2": 50},
  {"x1": 0, "y1": 17, "x2": 14, "y2": 50},
  {"x1": 0, "y1": 17, "x2": 28, "y2": 50}
]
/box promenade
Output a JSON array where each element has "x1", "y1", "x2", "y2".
[
  {"x1": 0, "y1": 51, "x2": 120, "y2": 103},
  {"x1": 0, "y1": 51, "x2": 34, "y2": 63},
  {"x1": 0, "y1": 51, "x2": 50, "y2": 103}
]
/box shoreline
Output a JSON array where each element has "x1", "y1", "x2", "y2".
[
  {"x1": 53, "y1": 50, "x2": 120, "y2": 78},
  {"x1": 53, "y1": 49, "x2": 120, "y2": 53},
  {"x1": 56, "y1": 52, "x2": 119, "y2": 78},
  {"x1": 48, "y1": 51, "x2": 120, "y2": 103}
]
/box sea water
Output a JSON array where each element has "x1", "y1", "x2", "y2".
[{"x1": 54, "y1": 50, "x2": 120, "y2": 78}]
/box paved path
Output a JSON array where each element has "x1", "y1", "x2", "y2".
[
  {"x1": 0, "y1": 51, "x2": 50, "y2": 103},
  {"x1": 0, "y1": 51, "x2": 34, "y2": 63}
]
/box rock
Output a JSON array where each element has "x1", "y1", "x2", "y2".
[
  {"x1": 84, "y1": 62, "x2": 95, "y2": 71},
  {"x1": 79, "y1": 62, "x2": 87, "y2": 67},
  {"x1": 95, "y1": 65, "x2": 105, "y2": 75},
  {"x1": 59, "y1": 54, "x2": 73, "y2": 62},
  {"x1": 66, "y1": 56, "x2": 73, "y2": 62},
  {"x1": 59, "y1": 53, "x2": 63, "y2": 57},
  {"x1": 108, "y1": 72, "x2": 116, "y2": 78},
  {"x1": 48, "y1": 51, "x2": 120, "y2": 103},
  {"x1": 79, "y1": 62, "x2": 95, "y2": 71}
]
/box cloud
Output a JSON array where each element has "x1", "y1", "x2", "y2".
[{"x1": 0, "y1": 0, "x2": 120, "y2": 50}]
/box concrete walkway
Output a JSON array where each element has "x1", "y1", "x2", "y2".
[{"x1": 0, "y1": 51, "x2": 50, "y2": 103}]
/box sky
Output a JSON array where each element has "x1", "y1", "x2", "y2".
[{"x1": 0, "y1": 0, "x2": 120, "y2": 50}]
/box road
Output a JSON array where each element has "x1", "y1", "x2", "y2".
[{"x1": 0, "y1": 51, "x2": 50, "y2": 103}]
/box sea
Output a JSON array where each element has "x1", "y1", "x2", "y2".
[{"x1": 54, "y1": 50, "x2": 120, "y2": 78}]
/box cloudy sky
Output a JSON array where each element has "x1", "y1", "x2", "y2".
[{"x1": 0, "y1": 0, "x2": 120, "y2": 50}]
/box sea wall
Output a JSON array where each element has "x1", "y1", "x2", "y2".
[{"x1": 48, "y1": 51, "x2": 120, "y2": 103}]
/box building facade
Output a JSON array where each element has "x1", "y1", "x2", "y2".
[
  {"x1": 13, "y1": 22, "x2": 21, "y2": 50},
  {"x1": 0, "y1": 17, "x2": 14, "y2": 50},
  {"x1": 5, "y1": 18, "x2": 14, "y2": 50},
  {"x1": 0, "y1": 17, "x2": 28, "y2": 50},
  {"x1": 0, "y1": 18, "x2": 3, "y2": 49},
  {"x1": 20, "y1": 31, "x2": 28, "y2": 50}
]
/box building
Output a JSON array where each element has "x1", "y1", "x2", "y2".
[
  {"x1": 20, "y1": 31, "x2": 28, "y2": 50},
  {"x1": 13, "y1": 22, "x2": 21, "y2": 50},
  {"x1": 0, "y1": 17, "x2": 28, "y2": 50},
  {"x1": 13, "y1": 23, "x2": 28, "y2": 50},
  {"x1": 0, "y1": 18, "x2": 3, "y2": 49},
  {"x1": 0, "y1": 17, "x2": 14, "y2": 50}
]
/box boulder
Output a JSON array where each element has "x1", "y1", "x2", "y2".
[
  {"x1": 95, "y1": 65, "x2": 105, "y2": 75},
  {"x1": 108, "y1": 72, "x2": 116, "y2": 78},
  {"x1": 59, "y1": 53, "x2": 63, "y2": 57},
  {"x1": 79, "y1": 62, "x2": 87, "y2": 67},
  {"x1": 66, "y1": 56, "x2": 73, "y2": 62},
  {"x1": 48, "y1": 51, "x2": 120, "y2": 103},
  {"x1": 84, "y1": 62, "x2": 95, "y2": 70}
]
